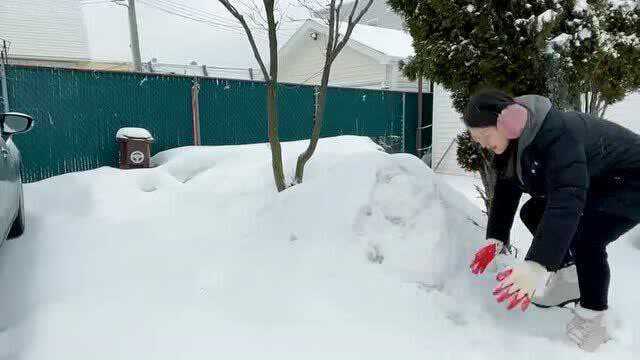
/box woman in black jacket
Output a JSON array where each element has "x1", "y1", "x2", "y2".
[{"x1": 466, "y1": 89, "x2": 640, "y2": 352}]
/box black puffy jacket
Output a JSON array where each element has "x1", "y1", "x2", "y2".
[{"x1": 486, "y1": 95, "x2": 640, "y2": 271}]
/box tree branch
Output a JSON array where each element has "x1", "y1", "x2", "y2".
[
  {"x1": 264, "y1": 0, "x2": 278, "y2": 81},
  {"x1": 331, "y1": 0, "x2": 373, "y2": 62},
  {"x1": 326, "y1": 0, "x2": 336, "y2": 62},
  {"x1": 333, "y1": 0, "x2": 343, "y2": 49},
  {"x1": 217, "y1": 0, "x2": 270, "y2": 82}
]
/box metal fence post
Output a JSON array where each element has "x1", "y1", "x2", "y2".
[
  {"x1": 191, "y1": 79, "x2": 201, "y2": 146},
  {"x1": 0, "y1": 39, "x2": 10, "y2": 112},
  {"x1": 401, "y1": 92, "x2": 406, "y2": 153}
]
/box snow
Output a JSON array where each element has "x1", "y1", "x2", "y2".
[
  {"x1": 0, "y1": 135, "x2": 639, "y2": 358},
  {"x1": 116, "y1": 127, "x2": 154, "y2": 140},
  {"x1": 537, "y1": 10, "x2": 559, "y2": 32},
  {"x1": 574, "y1": 0, "x2": 589, "y2": 13},
  {"x1": 306, "y1": 19, "x2": 414, "y2": 58},
  {"x1": 577, "y1": 28, "x2": 592, "y2": 40},
  {"x1": 609, "y1": 0, "x2": 639, "y2": 10},
  {"x1": 549, "y1": 33, "x2": 573, "y2": 50}
]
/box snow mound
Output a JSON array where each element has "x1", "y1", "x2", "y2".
[{"x1": 0, "y1": 136, "x2": 638, "y2": 359}]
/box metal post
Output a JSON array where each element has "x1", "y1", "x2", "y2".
[
  {"x1": 202, "y1": 65, "x2": 209, "y2": 77},
  {"x1": 416, "y1": 77, "x2": 423, "y2": 156},
  {"x1": 128, "y1": 0, "x2": 143, "y2": 71},
  {"x1": 248, "y1": 68, "x2": 254, "y2": 80},
  {"x1": 0, "y1": 40, "x2": 9, "y2": 112},
  {"x1": 191, "y1": 80, "x2": 201, "y2": 146},
  {"x1": 401, "y1": 92, "x2": 406, "y2": 153}
]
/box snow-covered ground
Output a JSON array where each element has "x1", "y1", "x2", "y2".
[{"x1": 0, "y1": 136, "x2": 639, "y2": 359}]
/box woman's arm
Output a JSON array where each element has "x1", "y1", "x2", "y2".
[
  {"x1": 525, "y1": 132, "x2": 588, "y2": 271},
  {"x1": 486, "y1": 177, "x2": 523, "y2": 246}
]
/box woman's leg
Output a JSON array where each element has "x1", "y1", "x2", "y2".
[{"x1": 573, "y1": 212, "x2": 638, "y2": 311}]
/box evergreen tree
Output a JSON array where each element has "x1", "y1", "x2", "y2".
[
  {"x1": 389, "y1": 0, "x2": 640, "y2": 213},
  {"x1": 548, "y1": 0, "x2": 640, "y2": 116},
  {"x1": 388, "y1": 0, "x2": 562, "y2": 112}
]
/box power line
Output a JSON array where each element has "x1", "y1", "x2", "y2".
[
  {"x1": 80, "y1": 0, "x2": 113, "y2": 5},
  {"x1": 148, "y1": 0, "x2": 247, "y2": 29},
  {"x1": 141, "y1": 0, "x2": 298, "y2": 35},
  {"x1": 137, "y1": 0, "x2": 269, "y2": 40}
]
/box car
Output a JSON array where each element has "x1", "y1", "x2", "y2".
[{"x1": 1, "y1": 112, "x2": 34, "y2": 246}]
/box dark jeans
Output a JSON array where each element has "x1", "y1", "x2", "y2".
[{"x1": 520, "y1": 198, "x2": 638, "y2": 311}]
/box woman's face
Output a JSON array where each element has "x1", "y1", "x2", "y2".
[{"x1": 469, "y1": 126, "x2": 510, "y2": 155}]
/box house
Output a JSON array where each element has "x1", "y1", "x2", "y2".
[
  {"x1": 279, "y1": 19, "x2": 416, "y2": 91},
  {"x1": 0, "y1": 0, "x2": 90, "y2": 67},
  {"x1": 314, "y1": 0, "x2": 405, "y2": 30},
  {"x1": 279, "y1": 19, "x2": 464, "y2": 174}
]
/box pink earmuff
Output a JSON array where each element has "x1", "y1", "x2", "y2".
[{"x1": 497, "y1": 103, "x2": 528, "y2": 139}]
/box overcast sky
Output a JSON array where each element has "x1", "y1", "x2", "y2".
[{"x1": 81, "y1": 0, "x2": 313, "y2": 68}]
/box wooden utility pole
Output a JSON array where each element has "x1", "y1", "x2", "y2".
[{"x1": 127, "y1": 0, "x2": 143, "y2": 71}]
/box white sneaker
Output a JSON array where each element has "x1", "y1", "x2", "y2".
[
  {"x1": 566, "y1": 305, "x2": 610, "y2": 352},
  {"x1": 532, "y1": 264, "x2": 580, "y2": 308}
]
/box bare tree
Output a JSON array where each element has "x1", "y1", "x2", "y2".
[
  {"x1": 218, "y1": 0, "x2": 287, "y2": 192},
  {"x1": 294, "y1": 0, "x2": 374, "y2": 184},
  {"x1": 219, "y1": 0, "x2": 373, "y2": 189}
]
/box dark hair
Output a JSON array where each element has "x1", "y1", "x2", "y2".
[{"x1": 463, "y1": 89, "x2": 515, "y2": 128}]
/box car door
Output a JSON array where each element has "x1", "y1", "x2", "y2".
[
  {"x1": 4, "y1": 137, "x2": 20, "y2": 210},
  {"x1": 0, "y1": 135, "x2": 11, "y2": 238}
]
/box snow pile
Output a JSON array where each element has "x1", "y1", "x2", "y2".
[
  {"x1": 116, "y1": 127, "x2": 154, "y2": 140},
  {"x1": 0, "y1": 136, "x2": 638, "y2": 359}
]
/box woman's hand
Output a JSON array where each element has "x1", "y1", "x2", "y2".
[
  {"x1": 470, "y1": 239, "x2": 504, "y2": 274},
  {"x1": 494, "y1": 261, "x2": 550, "y2": 311}
]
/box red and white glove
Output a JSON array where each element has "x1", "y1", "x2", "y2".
[
  {"x1": 470, "y1": 239, "x2": 504, "y2": 275},
  {"x1": 493, "y1": 261, "x2": 551, "y2": 311}
]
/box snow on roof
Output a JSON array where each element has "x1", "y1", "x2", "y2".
[
  {"x1": 309, "y1": 18, "x2": 414, "y2": 58},
  {"x1": 339, "y1": 21, "x2": 414, "y2": 58}
]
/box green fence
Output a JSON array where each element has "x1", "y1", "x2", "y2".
[{"x1": 5, "y1": 65, "x2": 432, "y2": 182}]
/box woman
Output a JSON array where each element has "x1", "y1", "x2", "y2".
[{"x1": 466, "y1": 89, "x2": 640, "y2": 352}]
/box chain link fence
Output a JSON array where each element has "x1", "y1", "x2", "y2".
[{"x1": 5, "y1": 65, "x2": 431, "y2": 182}]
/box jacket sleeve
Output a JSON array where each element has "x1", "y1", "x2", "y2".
[
  {"x1": 486, "y1": 177, "x2": 523, "y2": 246},
  {"x1": 524, "y1": 133, "x2": 588, "y2": 271}
]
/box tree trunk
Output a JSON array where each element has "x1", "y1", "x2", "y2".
[
  {"x1": 267, "y1": 81, "x2": 286, "y2": 191},
  {"x1": 265, "y1": 0, "x2": 286, "y2": 192},
  {"x1": 216, "y1": 0, "x2": 286, "y2": 192},
  {"x1": 295, "y1": 68, "x2": 331, "y2": 183}
]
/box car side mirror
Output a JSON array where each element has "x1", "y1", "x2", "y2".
[{"x1": 1, "y1": 112, "x2": 34, "y2": 135}]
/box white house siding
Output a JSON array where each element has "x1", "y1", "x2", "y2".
[
  {"x1": 279, "y1": 31, "x2": 386, "y2": 89},
  {"x1": 0, "y1": 0, "x2": 89, "y2": 61},
  {"x1": 389, "y1": 62, "x2": 420, "y2": 92},
  {"x1": 431, "y1": 84, "x2": 470, "y2": 175}
]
